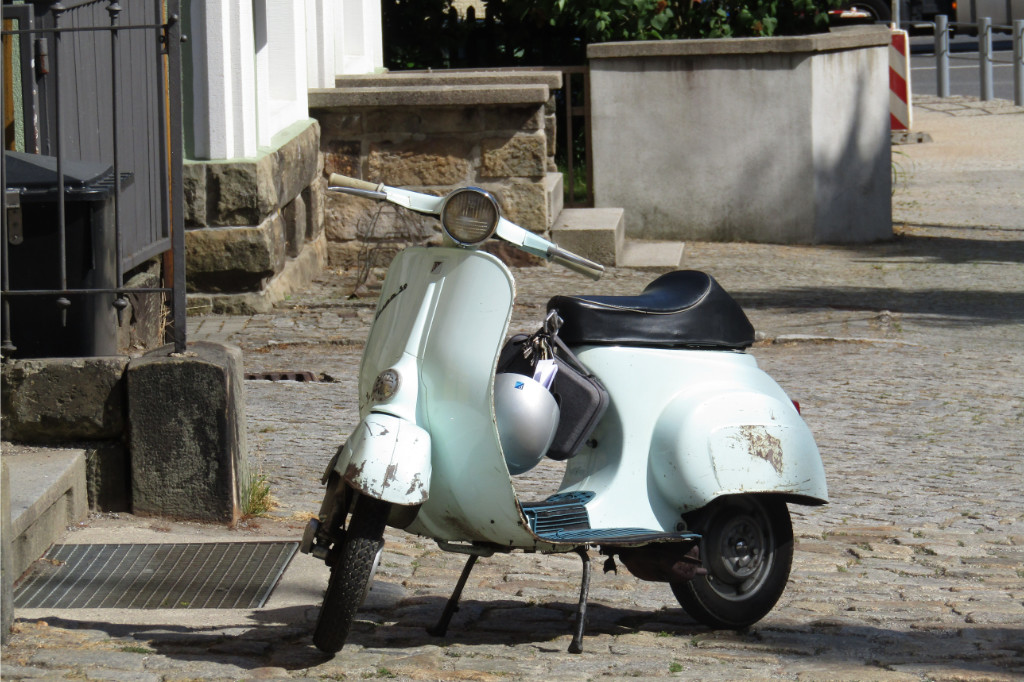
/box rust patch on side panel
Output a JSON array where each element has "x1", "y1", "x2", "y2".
[
  {"x1": 738, "y1": 425, "x2": 784, "y2": 473},
  {"x1": 406, "y1": 473, "x2": 427, "y2": 499}
]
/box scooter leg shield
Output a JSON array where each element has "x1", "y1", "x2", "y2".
[{"x1": 337, "y1": 412, "x2": 432, "y2": 505}]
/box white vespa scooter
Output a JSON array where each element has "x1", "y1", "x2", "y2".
[{"x1": 301, "y1": 174, "x2": 828, "y2": 655}]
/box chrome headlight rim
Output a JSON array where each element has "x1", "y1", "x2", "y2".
[{"x1": 440, "y1": 187, "x2": 501, "y2": 246}]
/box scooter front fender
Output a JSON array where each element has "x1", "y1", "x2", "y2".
[
  {"x1": 651, "y1": 389, "x2": 828, "y2": 510},
  {"x1": 335, "y1": 412, "x2": 431, "y2": 505}
]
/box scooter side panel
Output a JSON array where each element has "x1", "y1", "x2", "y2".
[
  {"x1": 559, "y1": 347, "x2": 826, "y2": 531},
  {"x1": 557, "y1": 346, "x2": 734, "y2": 531},
  {"x1": 651, "y1": 390, "x2": 828, "y2": 508}
]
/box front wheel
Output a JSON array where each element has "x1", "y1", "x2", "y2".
[
  {"x1": 671, "y1": 495, "x2": 793, "y2": 629},
  {"x1": 313, "y1": 494, "x2": 390, "y2": 654}
]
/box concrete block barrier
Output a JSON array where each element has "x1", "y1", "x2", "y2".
[{"x1": 127, "y1": 341, "x2": 248, "y2": 523}]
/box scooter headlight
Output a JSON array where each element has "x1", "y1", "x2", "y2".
[{"x1": 440, "y1": 188, "x2": 500, "y2": 245}]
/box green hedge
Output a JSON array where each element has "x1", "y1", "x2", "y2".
[{"x1": 383, "y1": 0, "x2": 840, "y2": 70}]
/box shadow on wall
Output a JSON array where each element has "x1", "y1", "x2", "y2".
[
  {"x1": 590, "y1": 29, "x2": 892, "y2": 244},
  {"x1": 711, "y1": 48, "x2": 891, "y2": 244}
]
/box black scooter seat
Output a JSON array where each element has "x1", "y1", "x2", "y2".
[{"x1": 548, "y1": 270, "x2": 755, "y2": 350}]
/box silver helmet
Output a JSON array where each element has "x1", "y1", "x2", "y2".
[{"x1": 493, "y1": 373, "x2": 560, "y2": 475}]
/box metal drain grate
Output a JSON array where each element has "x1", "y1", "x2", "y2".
[{"x1": 13, "y1": 542, "x2": 297, "y2": 609}]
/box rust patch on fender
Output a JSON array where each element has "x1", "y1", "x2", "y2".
[
  {"x1": 383, "y1": 463, "x2": 400, "y2": 489},
  {"x1": 345, "y1": 460, "x2": 366, "y2": 481},
  {"x1": 738, "y1": 425, "x2": 784, "y2": 473}
]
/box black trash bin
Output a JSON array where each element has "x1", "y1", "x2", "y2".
[{"x1": 2, "y1": 151, "x2": 121, "y2": 358}]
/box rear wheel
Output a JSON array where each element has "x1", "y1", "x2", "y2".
[
  {"x1": 671, "y1": 495, "x2": 793, "y2": 629},
  {"x1": 313, "y1": 495, "x2": 390, "y2": 654}
]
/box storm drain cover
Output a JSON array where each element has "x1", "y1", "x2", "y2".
[{"x1": 14, "y1": 542, "x2": 297, "y2": 609}]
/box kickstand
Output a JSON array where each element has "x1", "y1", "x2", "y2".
[
  {"x1": 568, "y1": 546, "x2": 592, "y2": 654},
  {"x1": 427, "y1": 554, "x2": 478, "y2": 637}
]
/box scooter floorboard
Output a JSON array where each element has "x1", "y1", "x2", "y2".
[{"x1": 521, "y1": 492, "x2": 700, "y2": 546}]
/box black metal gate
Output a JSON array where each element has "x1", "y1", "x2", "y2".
[{"x1": 1, "y1": 0, "x2": 184, "y2": 356}]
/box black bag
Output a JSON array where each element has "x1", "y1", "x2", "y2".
[{"x1": 497, "y1": 324, "x2": 610, "y2": 461}]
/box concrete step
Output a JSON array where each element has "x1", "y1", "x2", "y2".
[
  {"x1": 550, "y1": 207, "x2": 625, "y2": 266},
  {"x1": 1, "y1": 445, "x2": 88, "y2": 579},
  {"x1": 544, "y1": 172, "x2": 564, "y2": 231},
  {"x1": 550, "y1": 207, "x2": 684, "y2": 269},
  {"x1": 618, "y1": 239, "x2": 685, "y2": 269}
]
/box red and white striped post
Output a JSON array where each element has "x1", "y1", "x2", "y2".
[{"x1": 890, "y1": 28, "x2": 912, "y2": 130}]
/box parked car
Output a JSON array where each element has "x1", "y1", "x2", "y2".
[{"x1": 830, "y1": 0, "x2": 956, "y2": 24}]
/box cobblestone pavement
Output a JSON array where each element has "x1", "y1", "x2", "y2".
[{"x1": 3, "y1": 102, "x2": 1023, "y2": 681}]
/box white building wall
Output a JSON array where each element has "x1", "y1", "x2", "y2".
[
  {"x1": 335, "y1": 0, "x2": 383, "y2": 76},
  {"x1": 191, "y1": 0, "x2": 384, "y2": 160},
  {"x1": 305, "y1": 0, "x2": 337, "y2": 88},
  {"x1": 190, "y1": 0, "x2": 258, "y2": 159},
  {"x1": 254, "y1": 0, "x2": 310, "y2": 148}
]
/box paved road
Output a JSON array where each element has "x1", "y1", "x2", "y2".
[
  {"x1": 911, "y1": 36, "x2": 1018, "y2": 101},
  {"x1": 3, "y1": 101, "x2": 1022, "y2": 681}
]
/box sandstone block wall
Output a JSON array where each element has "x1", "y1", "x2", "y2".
[
  {"x1": 1, "y1": 356, "x2": 131, "y2": 512},
  {"x1": 183, "y1": 119, "x2": 328, "y2": 314},
  {"x1": 310, "y1": 72, "x2": 564, "y2": 270}
]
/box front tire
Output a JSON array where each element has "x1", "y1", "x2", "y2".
[
  {"x1": 313, "y1": 494, "x2": 390, "y2": 654},
  {"x1": 671, "y1": 495, "x2": 793, "y2": 629}
]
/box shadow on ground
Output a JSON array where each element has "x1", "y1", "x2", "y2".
[
  {"x1": 734, "y1": 288, "x2": 1023, "y2": 325},
  {"x1": 18, "y1": 596, "x2": 1024, "y2": 674},
  {"x1": 852, "y1": 229, "x2": 1024, "y2": 265}
]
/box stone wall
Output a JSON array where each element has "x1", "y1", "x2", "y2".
[
  {"x1": 2, "y1": 356, "x2": 132, "y2": 512},
  {"x1": 309, "y1": 72, "x2": 564, "y2": 270},
  {"x1": 1, "y1": 343, "x2": 249, "y2": 523},
  {"x1": 183, "y1": 119, "x2": 328, "y2": 314},
  {"x1": 588, "y1": 26, "x2": 892, "y2": 244}
]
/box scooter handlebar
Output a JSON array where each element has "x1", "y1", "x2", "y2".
[
  {"x1": 495, "y1": 217, "x2": 605, "y2": 280},
  {"x1": 326, "y1": 179, "x2": 604, "y2": 279},
  {"x1": 328, "y1": 173, "x2": 382, "y2": 192},
  {"x1": 548, "y1": 245, "x2": 606, "y2": 281}
]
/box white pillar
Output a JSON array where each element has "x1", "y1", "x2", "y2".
[
  {"x1": 189, "y1": 0, "x2": 259, "y2": 160},
  {"x1": 335, "y1": 0, "x2": 384, "y2": 76},
  {"x1": 254, "y1": 0, "x2": 310, "y2": 147},
  {"x1": 306, "y1": 0, "x2": 337, "y2": 88}
]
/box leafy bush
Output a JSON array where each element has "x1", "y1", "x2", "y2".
[
  {"x1": 381, "y1": 0, "x2": 840, "y2": 70},
  {"x1": 501, "y1": 0, "x2": 838, "y2": 42}
]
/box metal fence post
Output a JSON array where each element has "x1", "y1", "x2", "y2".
[
  {"x1": 935, "y1": 14, "x2": 950, "y2": 97},
  {"x1": 980, "y1": 16, "x2": 994, "y2": 101},
  {"x1": 167, "y1": 2, "x2": 186, "y2": 354},
  {"x1": 1014, "y1": 19, "x2": 1024, "y2": 106}
]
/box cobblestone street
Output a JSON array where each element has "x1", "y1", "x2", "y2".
[{"x1": 2, "y1": 104, "x2": 1023, "y2": 680}]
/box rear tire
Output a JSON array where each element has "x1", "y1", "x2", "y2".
[
  {"x1": 671, "y1": 495, "x2": 793, "y2": 630},
  {"x1": 313, "y1": 495, "x2": 389, "y2": 654}
]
